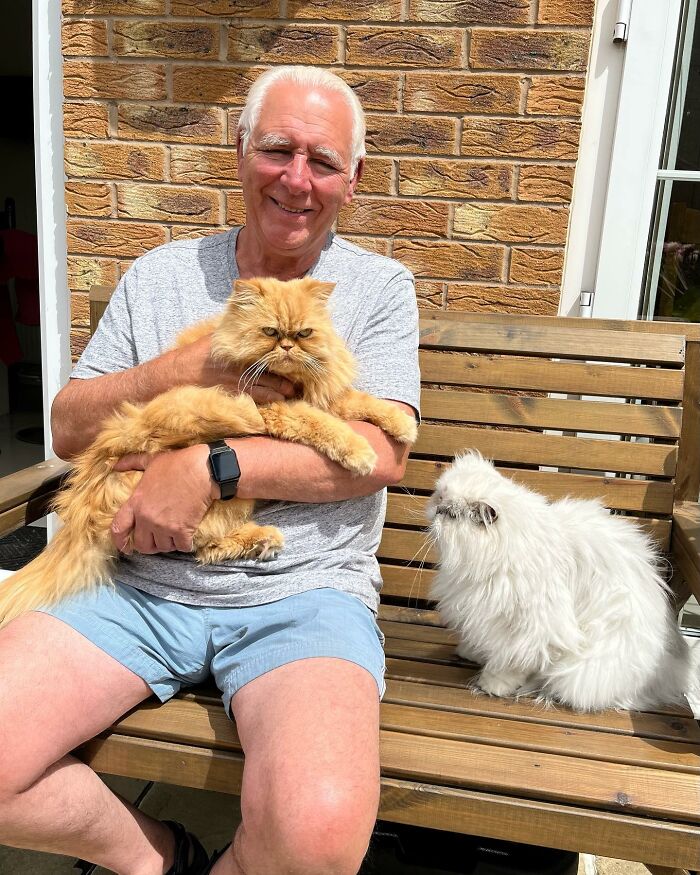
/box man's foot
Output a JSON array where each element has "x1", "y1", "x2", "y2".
[
  {"x1": 205, "y1": 843, "x2": 231, "y2": 873},
  {"x1": 163, "y1": 820, "x2": 210, "y2": 875}
]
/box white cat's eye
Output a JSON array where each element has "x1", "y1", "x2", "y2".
[
  {"x1": 296, "y1": 328, "x2": 313, "y2": 338},
  {"x1": 262, "y1": 327, "x2": 279, "y2": 338}
]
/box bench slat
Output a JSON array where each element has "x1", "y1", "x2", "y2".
[
  {"x1": 420, "y1": 389, "x2": 683, "y2": 439},
  {"x1": 414, "y1": 424, "x2": 678, "y2": 477},
  {"x1": 419, "y1": 319, "x2": 685, "y2": 365},
  {"x1": 418, "y1": 351, "x2": 685, "y2": 401},
  {"x1": 107, "y1": 698, "x2": 700, "y2": 822},
  {"x1": 78, "y1": 735, "x2": 700, "y2": 869},
  {"x1": 398, "y1": 464, "x2": 676, "y2": 515}
]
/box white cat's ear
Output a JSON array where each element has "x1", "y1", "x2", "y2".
[{"x1": 475, "y1": 502, "x2": 498, "y2": 525}]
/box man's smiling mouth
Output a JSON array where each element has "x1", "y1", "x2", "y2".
[{"x1": 271, "y1": 197, "x2": 310, "y2": 214}]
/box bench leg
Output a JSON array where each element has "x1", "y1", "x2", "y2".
[{"x1": 645, "y1": 865, "x2": 690, "y2": 875}]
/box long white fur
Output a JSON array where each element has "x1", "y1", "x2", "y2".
[{"x1": 427, "y1": 452, "x2": 697, "y2": 712}]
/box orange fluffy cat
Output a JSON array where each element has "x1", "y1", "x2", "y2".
[{"x1": 0, "y1": 277, "x2": 417, "y2": 627}]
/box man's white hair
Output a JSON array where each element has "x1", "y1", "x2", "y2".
[{"x1": 237, "y1": 66, "x2": 366, "y2": 176}]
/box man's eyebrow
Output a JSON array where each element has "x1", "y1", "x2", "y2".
[
  {"x1": 310, "y1": 145, "x2": 344, "y2": 168},
  {"x1": 256, "y1": 133, "x2": 292, "y2": 149}
]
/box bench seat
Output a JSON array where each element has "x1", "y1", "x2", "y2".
[{"x1": 2, "y1": 304, "x2": 700, "y2": 873}]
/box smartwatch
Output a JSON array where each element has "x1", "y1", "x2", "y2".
[{"x1": 207, "y1": 440, "x2": 241, "y2": 500}]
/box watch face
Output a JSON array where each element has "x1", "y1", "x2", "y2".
[{"x1": 209, "y1": 444, "x2": 241, "y2": 499}]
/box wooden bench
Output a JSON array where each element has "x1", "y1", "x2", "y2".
[{"x1": 2, "y1": 287, "x2": 700, "y2": 874}]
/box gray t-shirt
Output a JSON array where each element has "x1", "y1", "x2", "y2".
[{"x1": 72, "y1": 228, "x2": 420, "y2": 612}]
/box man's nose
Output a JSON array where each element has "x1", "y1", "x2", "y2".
[{"x1": 282, "y1": 153, "x2": 312, "y2": 193}]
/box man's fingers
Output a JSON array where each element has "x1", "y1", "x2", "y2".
[
  {"x1": 114, "y1": 453, "x2": 150, "y2": 472},
  {"x1": 111, "y1": 504, "x2": 136, "y2": 553}
]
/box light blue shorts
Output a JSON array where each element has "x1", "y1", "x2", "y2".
[{"x1": 38, "y1": 583, "x2": 386, "y2": 714}]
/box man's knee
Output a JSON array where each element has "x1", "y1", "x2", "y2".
[{"x1": 240, "y1": 777, "x2": 378, "y2": 874}]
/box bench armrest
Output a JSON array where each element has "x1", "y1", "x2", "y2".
[
  {"x1": 0, "y1": 458, "x2": 71, "y2": 538},
  {"x1": 672, "y1": 500, "x2": 700, "y2": 602}
]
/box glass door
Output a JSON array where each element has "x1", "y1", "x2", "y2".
[{"x1": 640, "y1": 0, "x2": 700, "y2": 321}]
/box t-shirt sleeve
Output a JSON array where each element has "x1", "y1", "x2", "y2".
[
  {"x1": 353, "y1": 269, "x2": 421, "y2": 420},
  {"x1": 70, "y1": 270, "x2": 138, "y2": 379}
]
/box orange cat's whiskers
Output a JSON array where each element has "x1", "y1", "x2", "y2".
[{"x1": 239, "y1": 356, "x2": 272, "y2": 395}]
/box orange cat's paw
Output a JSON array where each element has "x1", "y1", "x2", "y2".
[
  {"x1": 242, "y1": 527, "x2": 285, "y2": 560},
  {"x1": 387, "y1": 413, "x2": 418, "y2": 444},
  {"x1": 337, "y1": 439, "x2": 378, "y2": 476}
]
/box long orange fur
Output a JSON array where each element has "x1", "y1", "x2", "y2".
[{"x1": 0, "y1": 277, "x2": 417, "y2": 626}]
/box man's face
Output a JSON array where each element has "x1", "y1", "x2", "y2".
[{"x1": 237, "y1": 81, "x2": 362, "y2": 258}]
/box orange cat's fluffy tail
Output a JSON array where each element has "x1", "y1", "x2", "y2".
[{"x1": 0, "y1": 522, "x2": 115, "y2": 628}]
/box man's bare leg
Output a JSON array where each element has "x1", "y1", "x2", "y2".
[
  {"x1": 0, "y1": 612, "x2": 177, "y2": 875},
  {"x1": 214, "y1": 657, "x2": 381, "y2": 875}
]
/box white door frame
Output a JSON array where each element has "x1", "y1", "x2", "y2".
[
  {"x1": 32, "y1": 0, "x2": 70, "y2": 458},
  {"x1": 592, "y1": 0, "x2": 684, "y2": 319}
]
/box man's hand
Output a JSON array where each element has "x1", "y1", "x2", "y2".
[
  {"x1": 111, "y1": 444, "x2": 218, "y2": 555},
  {"x1": 175, "y1": 335, "x2": 297, "y2": 403}
]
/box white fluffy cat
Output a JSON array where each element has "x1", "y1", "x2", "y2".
[{"x1": 426, "y1": 452, "x2": 696, "y2": 712}]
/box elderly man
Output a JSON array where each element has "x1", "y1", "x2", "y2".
[{"x1": 0, "y1": 66, "x2": 419, "y2": 875}]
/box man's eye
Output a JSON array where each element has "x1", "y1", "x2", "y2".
[
  {"x1": 296, "y1": 328, "x2": 313, "y2": 338},
  {"x1": 262, "y1": 327, "x2": 279, "y2": 337}
]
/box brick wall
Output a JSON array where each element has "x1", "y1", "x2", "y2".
[{"x1": 62, "y1": 0, "x2": 594, "y2": 359}]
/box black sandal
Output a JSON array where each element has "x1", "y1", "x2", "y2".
[
  {"x1": 163, "y1": 820, "x2": 210, "y2": 875},
  {"x1": 204, "y1": 842, "x2": 232, "y2": 873}
]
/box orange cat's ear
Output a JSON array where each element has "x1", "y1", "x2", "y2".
[
  {"x1": 308, "y1": 281, "x2": 336, "y2": 303},
  {"x1": 231, "y1": 279, "x2": 263, "y2": 309}
]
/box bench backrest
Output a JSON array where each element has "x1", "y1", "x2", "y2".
[{"x1": 88, "y1": 286, "x2": 700, "y2": 607}]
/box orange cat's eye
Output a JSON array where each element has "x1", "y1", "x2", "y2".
[
  {"x1": 296, "y1": 328, "x2": 313, "y2": 338},
  {"x1": 262, "y1": 327, "x2": 279, "y2": 338}
]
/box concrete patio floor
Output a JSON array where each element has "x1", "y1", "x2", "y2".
[{"x1": 0, "y1": 777, "x2": 651, "y2": 874}]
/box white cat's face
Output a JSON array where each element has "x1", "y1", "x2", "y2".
[{"x1": 426, "y1": 453, "x2": 500, "y2": 532}]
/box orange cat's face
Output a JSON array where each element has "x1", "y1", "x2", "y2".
[{"x1": 214, "y1": 276, "x2": 341, "y2": 381}]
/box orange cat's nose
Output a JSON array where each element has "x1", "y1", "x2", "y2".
[{"x1": 280, "y1": 340, "x2": 294, "y2": 350}]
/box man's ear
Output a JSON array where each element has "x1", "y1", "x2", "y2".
[
  {"x1": 344, "y1": 157, "x2": 364, "y2": 205},
  {"x1": 236, "y1": 132, "x2": 245, "y2": 182}
]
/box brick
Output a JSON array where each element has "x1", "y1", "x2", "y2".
[
  {"x1": 62, "y1": 21, "x2": 108, "y2": 56},
  {"x1": 63, "y1": 101, "x2": 109, "y2": 138},
  {"x1": 518, "y1": 164, "x2": 574, "y2": 203},
  {"x1": 226, "y1": 191, "x2": 247, "y2": 225},
  {"x1": 171, "y1": 0, "x2": 280, "y2": 14},
  {"x1": 538, "y1": 0, "x2": 594, "y2": 25},
  {"x1": 71, "y1": 328, "x2": 91, "y2": 360},
  {"x1": 118, "y1": 104, "x2": 225, "y2": 144},
  {"x1": 346, "y1": 27, "x2": 462, "y2": 69},
  {"x1": 63, "y1": 0, "x2": 165, "y2": 13},
  {"x1": 408, "y1": 0, "x2": 529, "y2": 25},
  {"x1": 170, "y1": 146, "x2": 238, "y2": 186},
  {"x1": 117, "y1": 183, "x2": 221, "y2": 224},
  {"x1": 64, "y1": 61, "x2": 167, "y2": 100},
  {"x1": 343, "y1": 236, "x2": 391, "y2": 256},
  {"x1": 446, "y1": 282, "x2": 559, "y2": 314},
  {"x1": 66, "y1": 255, "x2": 119, "y2": 291},
  {"x1": 229, "y1": 25, "x2": 340, "y2": 64},
  {"x1": 339, "y1": 199, "x2": 449, "y2": 237},
  {"x1": 358, "y1": 157, "x2": 394, "y2": 195},
  {"x1": 67, "y1": 219, "x2": 168, "y2": 257},
  {"x1": 288, "y1": 0, "x2": 401, "y2": 19},
  {"x1": 64, "y1": 142, "x2": 166, "y2": 181},
  {"x1": 65, "y1": 181, "x2": 113, "y2": 217},
  {"x1": 393, "y1": 239, "x2": 503, "y2": 280},
  {"x1": 366, "y1": 114, "x2": 458, "y2": 156},
  {"x1": 462, "y1": 118, "x2": 581, "y2": 160},
  {"x1": 119, "y1": 259, "x2": 134, "y2": 277},
  {"x1": 404, "y1": 72, "x2": 521, "y2": 114},
  {"x1": 527, "y1": 76, "x2": 585, "y2": 115},
  {"x1": 227, "y1": 109, "x2": 242, "y2": 145},
  {"x1": 453, "y1": 203, "x2": 569, "y2": 244},
  {"x1": 399, "y1": 159, "x2": 512, "y2": 200},
  {"x1": 510, "y1": 246, "x2": 565, "y2": 285},
  {"x1": 414, "y1": 280, "x2": 444, "y2": 308},
  {"x1": 339, "y1": 72, "x2": 400, "y2": 112},
  {"x1": 170, "y1": 225, "x2": 230, "y2": 241},
  {"x1": 470, "y1": 29, "x2": 590, "y2": 72},
  {"x1": 173, "y1": 66, "x2": 259, "y2": 105},
  {"x1": 113, "y1": 22, "x2": 219, "y2": 59},
  {"x1": 70, "y1": 292, "x2": 90, "y2": 327}
]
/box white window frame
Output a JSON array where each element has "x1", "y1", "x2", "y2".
[
  {"x1": 591, "y1": 0, "x2": 685, "y2": 319},
  {"x1": 33, "y1": 0, "x2": 70, "y2": 457}
]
